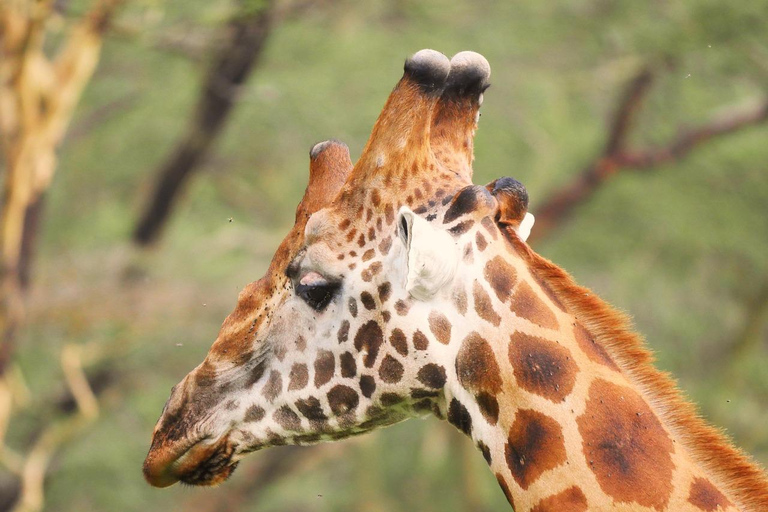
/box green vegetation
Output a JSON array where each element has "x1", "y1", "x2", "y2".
[{"x1": 7, "y1": 1, "x2": 768, "y2": 510}]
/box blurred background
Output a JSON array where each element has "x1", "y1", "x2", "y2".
[{"x1": 1, "y1": 1, "x2": 767, "y2": 511}]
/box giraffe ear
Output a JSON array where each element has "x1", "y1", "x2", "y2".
[
  {"x1": 486, "y1": 177, "x2": 534, "y2": 242},
  {"x1": 517, "y1": 212, "x2": 535, "y2": 242},
  {"x1": 397, "y1": 207, "x2": 459, "y2": 301}
]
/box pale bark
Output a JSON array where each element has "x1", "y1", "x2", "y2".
[{"x1": 0, "y1": 0, "x2": 124, "y2": 375}]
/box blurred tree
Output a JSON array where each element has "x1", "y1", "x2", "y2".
[
  {"x1": 529, "y1": 68, "x2": 768, "y2": 243},
  {"x1": 132, "y1": 0, "x2": 276, "y2": 246},
  {"x1": 0, "y1": 1, "x2": 125, "y2": 511},
  {"x1": 0, "y1": 0, "x2": 125, "y2": 375},
  {"x1": 0, "y1": 2, "x2": 763, "y2": 511}
]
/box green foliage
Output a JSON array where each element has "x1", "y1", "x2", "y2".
[{"x1": 8, "y1": 1, "x2": 767, "y2": 511}]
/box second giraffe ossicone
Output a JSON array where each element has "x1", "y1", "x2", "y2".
[{"x1": 143, "y1": 50, "x2": 768, "y2": 511}]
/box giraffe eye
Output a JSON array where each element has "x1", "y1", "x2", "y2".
[{"x1": 296, "y1": 280, "x2": 340, "y2": 311}]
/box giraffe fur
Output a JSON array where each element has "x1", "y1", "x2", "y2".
[{"x1": 143, "y1": 49, "x2": 768, "y2": 512}]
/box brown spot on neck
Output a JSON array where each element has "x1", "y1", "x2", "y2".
[
  {"x1": 339, "y1": 351, "x2": 357, "y2": 378},
  {"x1": 473, "y1": 282, "x2": 501, "y2": 326},
  {"x1": 456, "y1": 332, "x2": 502, "y2": 396},
  {"x1": 475, "y1": 230, "x2": 487, "y2": 251},
  {"x1": 395, "y1": 299, "x2": 411, "y2": 316},
  {"x1": 262, "y1": 370, "x2": 282, "y2": 402},
  {"x1": 449, "y1": 219, "x2": 474, "y2": 236},
  {"x1": 573, "y1": 323, "x2": 619, "y2": 371},
  {"x1": 530, "y1": 486, "x2": 588, "y2": 512},
  {"x1": 378, "y1": 355, "x2": 404, "y2": 383},
  {"x1": 508, "y1": 332, "x2": 577, "y2": 402},
  {"x1": 452, "y1": 286, "x2": 468, "y2": 315},
  {"x1": 481, "y1": 216, "x2": 498, "y2": 240},
  {"x1": 274, "y1": 406, "x2": 302, "y2": 431},
  {"x1": 510, "y1": 280, "x2": 559, "y2": 330},
  {"x1": 389, "y1": 328, "x2": 408, "y2": 356},
  {"x1": 416, "y1": 363, "x2": 446, "y2": 389},
  {"x1": 447, "y1": 398, "x2": 472, "y2": 436},
  {"x1": 327, "y1": 384, "x2": 359, "y2": 416},
  {"x1": 484, "y1": 256, "x2": 517, "y2": 302},
  {"x1": 688, "y1": 477, "x2": 733, "y2": 511},
  {"x1": 577, "y1": 379, "x2": 674, "y2": 510},
  {"x1": 505, "y1": 409, "x2": 567, "y2": 490},
  {"x1": 413, "y1": 330, "x2": 429, "y2": 350}
]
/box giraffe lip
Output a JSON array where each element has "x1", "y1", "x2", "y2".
[{"x1": 144, "y1": 434, "x2": 235, "y2": 488}]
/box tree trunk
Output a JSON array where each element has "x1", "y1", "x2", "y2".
[
  {"x1": 0, "y1": 0, "x2": 123, "y2": 373},
  {"x1": 133, "y1": 0, "x2": 275, "y2": 246}
]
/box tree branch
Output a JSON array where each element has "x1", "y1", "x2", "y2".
[
  {"x1": 616, "y1": 99, "x2": 768, "y2": 169},
  {"x1": 528, "y1": 67, "x2": 768, "y2": 243},
  {"x1": 603, "y1": 68, "x2": 654, "y2": 156},
  {"x1": 132, "y1": 0, "x2": 276, "y2": 246}
]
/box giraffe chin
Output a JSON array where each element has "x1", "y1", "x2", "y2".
[
  {"x1": 144, "y1": 434, "x2": 237, "y2": 488},
  {"x1": 179, "y1": 460, "x2": 239, "y2": 487}
]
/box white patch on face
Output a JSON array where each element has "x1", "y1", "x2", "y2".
[{"x1": 397, "y1": 207, "x2": 459, "y2": 301}]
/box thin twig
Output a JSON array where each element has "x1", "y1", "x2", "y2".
[{"x1": 60, "y1": 345, "x2": 99, "y2": 420}]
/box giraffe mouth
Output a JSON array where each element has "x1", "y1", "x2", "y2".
[
  {"x1": 143, "y1": 433, "x2": 238, "y2": 487},
  {"x1": 178, "y1": 439, "x2": 239, "y2": 486}
]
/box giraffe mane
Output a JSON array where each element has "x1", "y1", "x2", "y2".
[{"x1": 502, "y1": 226, "x2": 768, "y2": 512}]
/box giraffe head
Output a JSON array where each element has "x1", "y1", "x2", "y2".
[{"x1": 143, "y1": 49, "x2": 534, "y2": 488}]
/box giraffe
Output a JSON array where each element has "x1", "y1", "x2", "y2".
[{"x1": 142, "y1": 50, "x2": 768, "y2": 511}]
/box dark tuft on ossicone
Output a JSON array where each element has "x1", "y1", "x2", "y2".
[
  {"x1": 445, "y1": 51, "x2": 491, "y2": 96},
  {"x1": 404, "y1": 49, "x2": 451, "y2": 95}
]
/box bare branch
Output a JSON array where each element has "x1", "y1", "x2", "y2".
[
  {"x1": 604, "y1": 68, "x2": 654, "y2": 156},
  {"x1": 616, "y1": 99, "x2": 768, "y2": 169},
  {"x1": 108, "y1": 21, "x2": 218, "y2": 62},
  {"x1": 528, "y1": 67, "x2": 768, "y2": 243},
  {"x1": 133, "y1": 0, "x2": 276, "y2": 246}
]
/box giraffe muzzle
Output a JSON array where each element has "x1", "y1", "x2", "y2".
[{"x1": 143, "y1": 432, "x2": 237, "y2": 487}]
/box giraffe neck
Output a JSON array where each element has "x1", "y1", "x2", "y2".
[{"x1": 440, "y1": 222, "x2": 742, "y2": 512}]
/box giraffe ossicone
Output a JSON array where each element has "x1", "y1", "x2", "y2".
[{"x1": 143, "y1": 50, "x2": 768, "y2": 511}]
